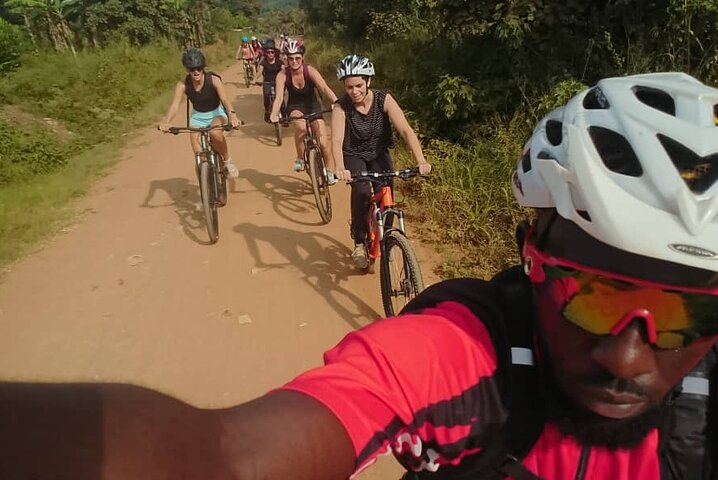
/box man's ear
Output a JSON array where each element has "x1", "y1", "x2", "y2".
[{"x1": 515, "y1": 220, "x2": 531, "y2": 262}]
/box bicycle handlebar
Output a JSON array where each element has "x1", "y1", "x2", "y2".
[
  {"x1": 348, "y1": 167, "x2": 424, "y2": 184},
  {"x1": 283, "y1": 109, "x2": 333, "y2": 123},
  {"x1": 161, "y1": 123, "x2": 243, "y2": 135}
]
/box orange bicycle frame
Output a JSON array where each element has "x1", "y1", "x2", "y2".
[{"x1": 367, "y1": 185, "x2": 395, "y2": 260}]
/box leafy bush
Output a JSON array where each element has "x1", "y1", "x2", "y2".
[
  {"x1": 0, "y1": 18, "x2": 29, "y2": 72},
  {"x1": 0, "y1": 121, "x2": 68, "y2": 186}
]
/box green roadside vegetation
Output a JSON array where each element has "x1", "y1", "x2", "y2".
[
  {"x1": 0, "y1": 0, "x2": 263, "y2": 269},
  {"x1": 300, "y1": 0, "x2": 718, "y2": 278}
]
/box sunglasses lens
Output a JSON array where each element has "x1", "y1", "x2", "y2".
[{"x1": 544, "y1": 266, "x2": 718, "y2": 349}]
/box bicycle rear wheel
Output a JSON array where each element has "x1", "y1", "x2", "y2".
[
  {"x1": 199, "y1": 161, "x2": 219, "y2": 244},
  {"x1": 307, "y1": 147, "x2": 332, "y2": 224},
  {"x1": 380, "y1": 230, "x2": 424, "y2": 317},
  {"x1": 244, "y1": 64, "x2": 251, "y2": 88}
]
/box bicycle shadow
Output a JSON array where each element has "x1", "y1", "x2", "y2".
[
  {"x1": 237, "y1": 167, "x2": 327, "y2": 227},
  {"x1": 233, "y1": 222, "x2": 381, "y2": 329},
  {"x1": 141, "y1": 177, "x2": 226, "y2": 246}
]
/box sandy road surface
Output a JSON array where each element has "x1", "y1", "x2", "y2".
[{"x1": 0, "y1": 61, "x2": 438, "y2": 478}]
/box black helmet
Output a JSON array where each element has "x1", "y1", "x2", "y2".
[
  {"x1": 182, "y1": 48, "x2": 205, "y2": 69},
  {"x1": 263, "y1": 38, "x2": 276, "y2": 50}
]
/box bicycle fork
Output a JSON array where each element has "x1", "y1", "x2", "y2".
[{"x1": 369, "y1": 206, "x2": 406, "y2": 259}]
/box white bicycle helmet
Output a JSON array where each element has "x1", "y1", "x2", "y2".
[
  {"x1": 284, "y1": 39, "x2": 304, "y2": 55},
  {"x1": 513, "y1": 72, "x2": 718, "y2": 272},
  {"x1": 337, "y1": 54, "x2": 375, "y2": 79}
]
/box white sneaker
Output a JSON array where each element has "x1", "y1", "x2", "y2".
[
  {"x1": 224, "y1": 160, "x2": 239, "y2": 178},
  {"x1": 351, "y1": 244, "x2": 369, "y2": 269},
  {"x1": 293, "y1": 158, "x2": 304, "y2": 172}
]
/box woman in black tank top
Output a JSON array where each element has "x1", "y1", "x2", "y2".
[
  {"x1": 158, "y1": 48, "x2": 241, "y2": 178},
  {"x1": 269, "y1": 40, "x2": 338, "y2": 173},
  {"x1": 331, "y1": 54, "x2": 432, "y2": 269}
]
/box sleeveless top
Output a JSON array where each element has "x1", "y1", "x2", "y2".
[
  {"x1": 285, "y1": 65, "x2": 318, "y2": 108},
  {"x1": 339, "y1": 89, "x2": 395, "y2": 162},
  {"x1": 261, "y1": 59, "x2": 282, "y2": 83},
  {"x1": 184, "y1": 72, "x2": 221, "y2": 113}
]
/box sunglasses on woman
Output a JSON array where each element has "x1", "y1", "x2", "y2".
[
  {"x1": 523, "y1": 236, "x2": 718, "y2": 349},
  {"x1": 187, "y1": 67, "x2": 203, "y2": 73}
]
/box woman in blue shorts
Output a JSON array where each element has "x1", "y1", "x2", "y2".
[{"x1": 159, "y1": 48, "x2": 241, "y2": 178}]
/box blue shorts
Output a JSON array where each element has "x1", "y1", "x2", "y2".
[{"x1": 190, "y1": 105, "x2": 227, "y2": 128}]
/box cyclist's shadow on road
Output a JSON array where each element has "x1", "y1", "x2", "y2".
[
  {"x1": 141, "y1": 177, "x2": 239, "y2": 246},
  {"x1": 234, "y1": 222, "x2": 381, "y2": 328},
  {"x1": 237, "y1": 168, "x2": 326, "y2": 227}
]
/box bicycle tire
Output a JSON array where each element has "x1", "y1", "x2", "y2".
[
  {"x1": 274, "y1": 121, "x2": 282, "y2": 146},
  {"x1": 380, "y1": 230, "x2": 424, "y2": 317},
  {"x1": 199, "y1": 162, "x2": 219, "y2": 244},
  {"x1": 244, "y1": 64, "x2": 251, "y2": 88},
  {"x1": 307, "y1": 147, "x2": 332, "y2": 224},
  {"x1": 213, "y1": 152, "x2": 228, "y2": 207}
]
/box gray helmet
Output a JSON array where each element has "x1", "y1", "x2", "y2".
[
  {"x1": 182, "y1": 48, "x2": 205, "y2": 69},
  {"x1": 337, "y1": 54, "x2": 375, "y2": 80},
  {"x1": 263, "y1": 38, "x2": 276, "y2": 51}
]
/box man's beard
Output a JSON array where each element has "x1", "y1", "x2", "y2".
[{"x1": 541, "y1": 363, "x2": 670, "y2": 450}]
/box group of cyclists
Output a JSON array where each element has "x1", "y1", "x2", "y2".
[
  {"x1": 161, "y1": 36, "x2": 432, "y2": 269},
  {"x1": 147, "y1": 39, "x2": 718, "y2": 480}
]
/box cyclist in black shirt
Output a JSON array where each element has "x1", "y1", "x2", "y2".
[
  {"x1": 159, "y1": 48, "x2": 240, "y2": 178},
  {"x1": 255, "y1": 39, "x2": 284, "y2": 123},
  {"x1": 332, "y1": 55, "x2": 431, "y2": 268}
]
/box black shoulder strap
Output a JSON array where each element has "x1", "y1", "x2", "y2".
[
  {"x1": 659, "y1": 341, "x2": 718, "y2": 480},
  {"x1": 401, "y1": 267, "x2": 546, "y2": 480}
]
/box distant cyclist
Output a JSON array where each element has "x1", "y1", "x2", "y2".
[
  {"x1": 332, "y1": 55, "x2": 431, "y2": 268},
  {"x1": 158, "y1": 47, "x2": 240, "y2": 178},
  {"x1": 269, "y1": 39, "x2": 339, "y2": 175},
  {"x1": 255, "y1": 39, "x2": 284, "y2": 123},
  {"x1": 251, "y1": 36, "x2": 263, "y2": 68},
  {"x1": 235, "y1": 35, "x2": 256, "y2": 81}
]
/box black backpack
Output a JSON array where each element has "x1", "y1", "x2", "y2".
[{"x1": 401, "y1": 267, "x2": 718, "y2": 480}]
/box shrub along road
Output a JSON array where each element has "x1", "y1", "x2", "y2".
[{"x1": 0, "y1": 61, "x2": 438, "y2": 478}]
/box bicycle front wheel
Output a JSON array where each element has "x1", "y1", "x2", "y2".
[
  {"x1": 307, "y1": 147, "x2": 332, "y2": 224},
  {"x1": 244, "y1": 64, "x2": 251, "y2": 88},
  {"x1": 199, "y1": 162, "x2": 219, "y2": 244},
  {"x1": 380, "y1": 230, "x2": 424, "y2": 317}
]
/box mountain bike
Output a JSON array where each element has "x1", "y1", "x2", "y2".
[
  {"x1": 165, "y1": 124, "x2": 235, "y2": 244},
  {"x1": 242, "y1": 60, "x2": 253, "y2": 88},
  {"x1": 261, "y1": 81, "x2": 282, "y2": 146},
  {"x1": 349, "y1": 168, "x2": 426, "y2": 317},
  {"x1": 285, "y1": 109, "x2": 334, "y2": 224}
]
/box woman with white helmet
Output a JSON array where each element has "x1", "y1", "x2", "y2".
[
  {"x1": 332, "y1": 54, "x2": 431, "y2": 268},
  {"x1": 270, "y1": 39, "x2": 338, "y2": 174}
]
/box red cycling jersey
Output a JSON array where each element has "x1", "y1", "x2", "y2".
[{"x1": 281, "y1": 288, "x2": 666, "y2": 479}]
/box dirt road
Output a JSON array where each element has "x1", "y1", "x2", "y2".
[{"x1": 0, "y1": 61, "x2": 437, "y2": 478}]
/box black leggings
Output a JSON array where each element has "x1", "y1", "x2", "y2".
[{"x1": 345, "y1": 151, "x2": 394, "y2": 244}]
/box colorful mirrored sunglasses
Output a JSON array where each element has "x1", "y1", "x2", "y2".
[{"x1": 523, "y1": 238, "x2": 718, "y2": 349}]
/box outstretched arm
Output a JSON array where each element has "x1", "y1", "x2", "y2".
[
  {"x1": 307, "y1": 66, "x2": 338, "y2": 104},
  {"x1": 211, "y1": 76, "x2": 239, "y2": 128},
  {"x1": 0, "y1": 383, "x2": 355, "y2": 480},
  {"x1": 270, "y1": 71, "x2": 287, "y2": 122},
  {"x1": 331, "y1": 104, "x2": 351, "y2": 182},
  {"x1": 384, "y1": 94, "x2": 431, "y2": 174},
  {"x1": 159, "y1": 81, "x2": 186, "y2": 132}
]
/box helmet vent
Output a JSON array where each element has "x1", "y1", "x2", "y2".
[
  {"x1": 545, "y1": 120, "x2": 563, "y2": 146},
  {"x1": 583, "y1": 87, "x2": 610, "y2": 110},
  {"x1": 657, "y1": 134, "x2": 718, "y2": 194},
  {"x1": 589, "y1": 127, "x2": 643, "y2": 177},
  {"x1": 632, "y1": 86, "x2": 675, "y2": 116},
  {"x1": 521, "y1": 150, "x2": 532, "y2": 172}
]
